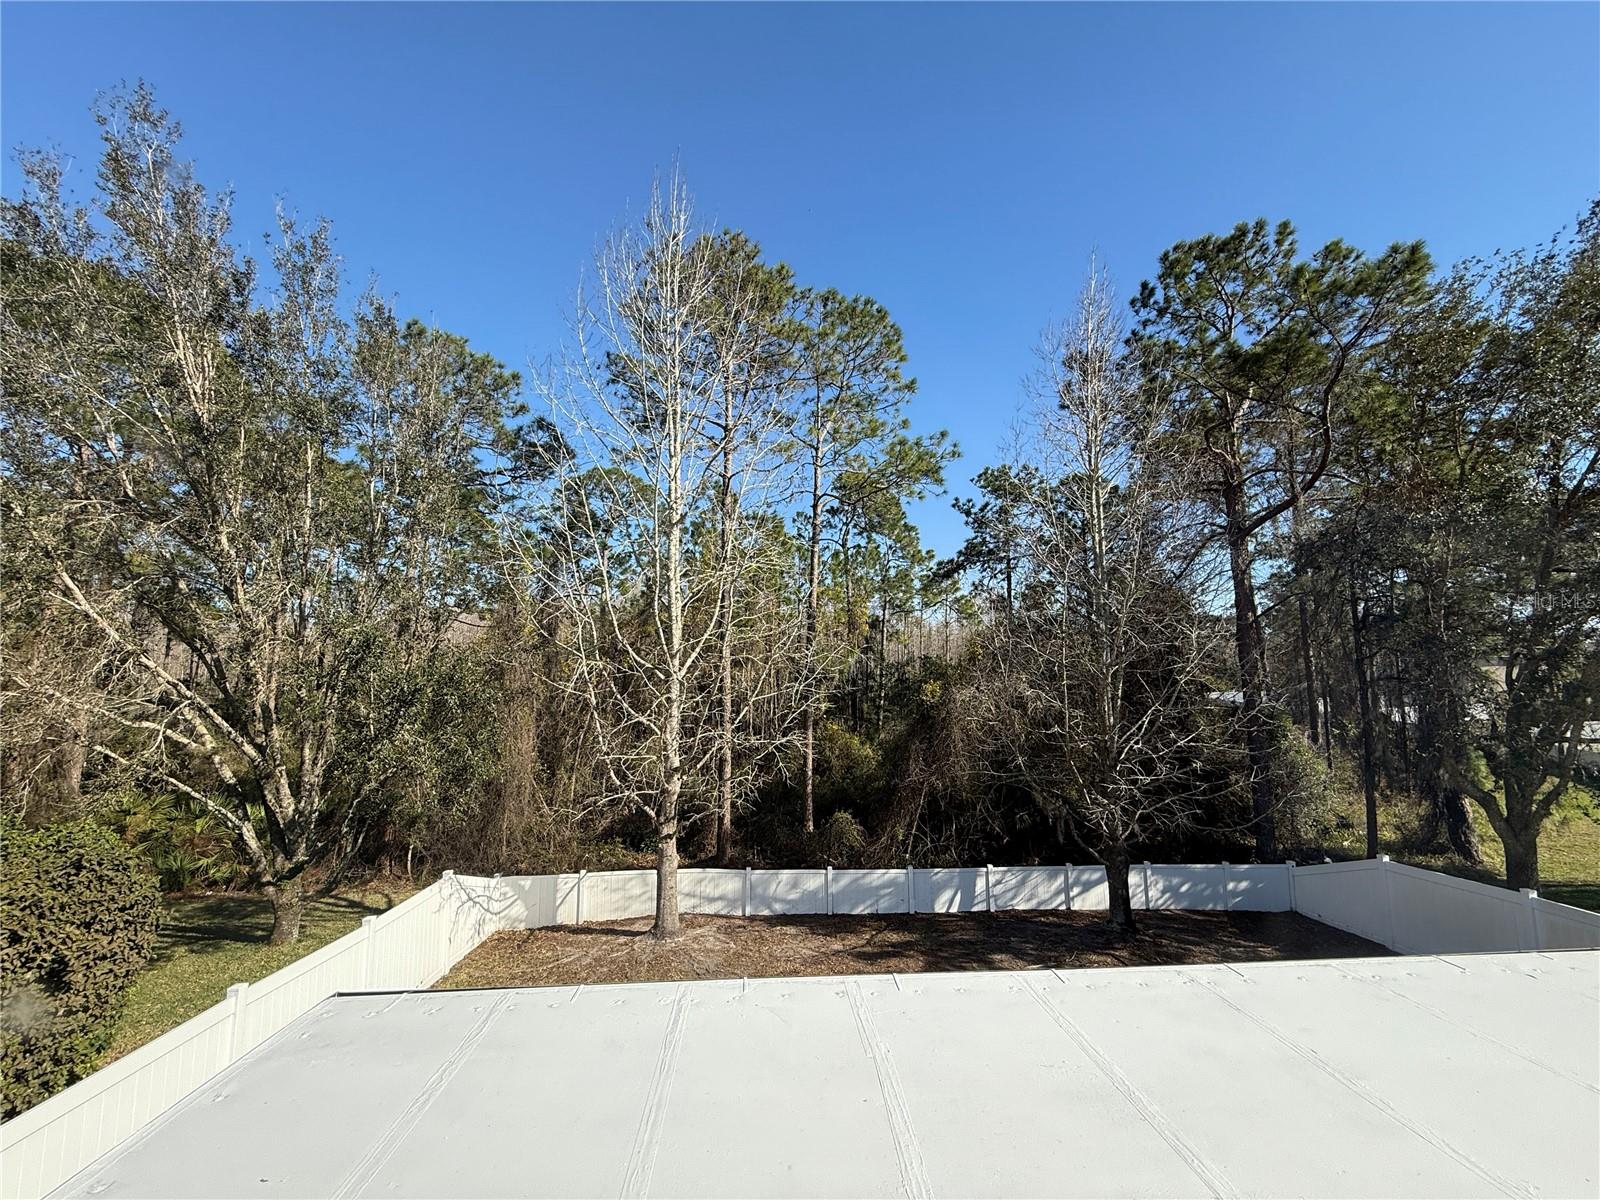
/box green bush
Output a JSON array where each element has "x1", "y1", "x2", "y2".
[
  {"x1": 1266, "y1": 715, "x2": 1341, "y2": 853},
  {"x1": 1, "y1": 820, "x2": 160, "y2": 1116},
  {"x1": 105, "y1": 790, "x2": 249, "y2": 893}
]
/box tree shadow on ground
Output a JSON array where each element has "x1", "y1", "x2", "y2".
[
  {"x1": 153, "y1": 889, "x2": 403, "y2": 962},
  {"x1": 439, "y1": 909, "x2": 1389, "y2": 991}
]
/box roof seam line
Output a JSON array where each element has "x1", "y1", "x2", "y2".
[
  {"x1": 1023, "y1": 977, "x2": 1235, "y2": 1199},
  {"x1": 1190, "y1": 973, "x2": 1534, "y2": 1199},
  {"x1": 619, "y1": 984, "x2": 690, "y2": 1200},
  {"x1": 846, "y1": 979, "x2": 932, "y2": 1200},
  {"x1": 1329, "y1": 964, "x2": 1599, "y2": 1095},
  {"x1": 329, "y1": 992, "x2": 511, "y2": 1200}
]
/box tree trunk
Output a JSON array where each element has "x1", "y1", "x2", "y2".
[
  {"x1": 654, "y1": 813, "x2": 682, "y2": 939},
  {"x1": 1443, "y1": 791, "x2": 1482, "y2": 863},
  {"x1": 265, "y1": 876, "x2": 306, "y2": 945},
  {"x1": 1503, "y1": 827, "x2": 1539, "y2": 892},
  {"x1": 656, "y1": 369, "x2": 687, "y2": 938},
  {"x1": 1298, "y1": 595, "x2": 1318, "y2": 745},
  {"x1": 1393, "y1": 671, "x2": 1413, "y2": 790},
  {"x1": 876, "y1": 570, "x2": 889, "y2": 741},
  {"x1": 1320, "y1": 662, "x2": 1334, "y2": 770},
  {"x1": 716, "y1": 413, "x2": 736, "y2": 866},
  {"x1": 802, "y1": 710, "x2": 816, "y2": 836},
  {"x1": 1349, "y1": 578, "x2": 1380, "y2": 858},
  {"x1": 54, "y1": 713, "x2": 88, "y2": 812},
  {"x1": 1105, "y1": 847, "x2": 1137, "y2": 935},
  {"x1": 802, "y1": 419, "x2": 823, "y2": 836},
  {"x1": 1223, "y1": 480, "x2": 1276, "y2": 858}
]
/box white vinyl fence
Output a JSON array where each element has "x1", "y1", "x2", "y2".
[
  {"x1": 1292, "y1": 854, "x2": 1600, "y2": 954},
  {"x1": 4, "y1": 857, "x2": 1597, "y2": 1198},
  {"x1": 0, "y1": 871, "x2": 504, "y2": 1200},
  {"x1": 541, "y1": 861, "x2": 1295, "y2": 923}
]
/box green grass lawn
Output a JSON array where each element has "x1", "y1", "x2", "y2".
[
  {"x1": 104, "y1": 880, "x2": 418, "y2": 1064},
  {"x1": 1313, "y1": 781, "x2": 1600, "y2": 913}
]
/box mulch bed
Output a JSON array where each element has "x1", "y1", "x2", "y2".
[{"x1": 435, "y1": 909, "x2": 1388, "y2": 990}]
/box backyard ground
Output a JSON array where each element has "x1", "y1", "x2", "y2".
[
  {"x1": 103, "y1": 788, "x2": 1598, "y2": 1063},
  {"x1": 104, "y1": 880, "x2": 417, "y2": 1064},
  {"x1": 436, "y1": 909, "x2": 1388, "y2": 990}
]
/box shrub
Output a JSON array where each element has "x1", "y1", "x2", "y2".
[
  {"x1": 818, "y1": 810, "x2": 868, "y2": 867},
  {"x1": 1266, "y1": 716, "x2": 1341, "y2": 853},
  {"x1": 105, "y1": 790, "x2": 249, "y2": 893},
  {"x1": 1, "y1": 820, "x2": 160, "y2": 1116}
]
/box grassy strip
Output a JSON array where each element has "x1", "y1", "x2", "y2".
[{"x1": 104, "y1": 880, "x2": 418, "y2": 1064}]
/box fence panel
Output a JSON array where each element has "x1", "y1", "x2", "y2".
[
  {"x1": 831, "y1": 870, "x2": 908, "y2": 914},
  {"x1": 1147, "y1": 865, "x2": 1226, "y2": 910},
  {"x1": 1534, "y1": 896, "x2": 1600, "y2": 950},
  {"x1": 1069, "y1": 865, "x2": 1110, "y2": 910},
  {"x1": 239, "y1": 930, "x2": 368, "y2": 1049},
  {"x1": 913, "y1": 868, "x2": 985, "y2": 913},
  {"x1": 989, "y1": 867, "x2": 1067, "y2": 911},
  {"x1": 368, "y1": 888, "x2": 439, "y2": 988},
  {"x1": 552, "y1": 873, "x2": 582, "y2": 924},
  {"x1": 1290, "y1": 860, "x2": 1389, "y2": 945},
  {"x1": 441, "y1": 875, "x2": 503, "y2": 970},
  {"x1": 750, "y1": 869, "x2": 827, "y2": 916},
  {"x1": 680, "y1": 870, "x2": 745, "y2": 916},
  {"x1": 494, "y1": 874, "x2": 561, "y2": 931},
  {"x1": 1227, "y1": 864, "x2": 1293, "y2": 911},
  {"x1": 1384, "y1": 862, "x2": 1528, "y2": 954},
  {"x1": 575, "y1": 870, "x2": 656, "y2": 922}
]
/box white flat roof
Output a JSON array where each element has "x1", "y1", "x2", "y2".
[{"x1": 58, "y1": 952, "x2": 1599, "y2": 1199}]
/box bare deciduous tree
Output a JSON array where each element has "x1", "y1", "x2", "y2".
[
  {"x1": 980, "y1": 268, "x2": 1228, "y2": 931},
  {"x1": 517, "y1": 177, "x2": 802, "y2": 938}
]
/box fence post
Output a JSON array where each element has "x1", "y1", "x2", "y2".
[
  {"x1": 1520, "y1": 888, "x2": 1541, "y2": 951},
  {"x1": 1141, "y1": 862, "x2": 1152, "y2": 910},
  {"x1": 359, "y1": 915, "x2": 377, "y2": 989},
  {"x1": 226, "y1": 982, "x2": 250, "y2": 1062},
  {"x1": 743, "y1": 867, "x2": 752, "y2": 917},
  {"x1": 438, "y1": 870, "x2": 456, "y2": 970},
  {"x1": 1064, "y1": 864, "x2": 1072, "y2": 910},
  {"x1": 905, "y1": 864, "x2": 915, "y2": 914},
  {"x1": 1285, "y1": 860, "x2": 1297, "y2": 912},
  {"x1": 985, "y1": 865, "x2": 995, "y2": 913},
  {"x1": 575, "y1": 869, "x2": 587, "y2": 925},
  {"x1": 1376, "y1": 855, "x2": 1397, "y2": 949},
  {"x1": 826, "y1": 866, "x2": 834, "y2": 916},
  {"x1": 1221, "y1": 863, "x2": 1232, "y2": 912}
]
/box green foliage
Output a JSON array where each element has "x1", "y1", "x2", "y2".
[
  {"x1": 814, "y1": 721, "x2": 884, "y2": 812},
  {"x1": 104, "y1": 792, "x2": 249, "y2": 893},
  {"x1": 1265, "y1": 718, "x2": 1341, "y2": 853},
  {"x1": 1, "y1": 820, "x2": 159, "y2": 1116},
  {"x1": 818, "y1": 810, "x2": 867, "y2": 867}
]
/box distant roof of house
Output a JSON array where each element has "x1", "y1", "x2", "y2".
[{"x1": 56, "y1": 952, "x2": 1600, "y2": 1199}]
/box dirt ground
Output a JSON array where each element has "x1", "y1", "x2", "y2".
[{"x1": 435, "y1": 909, "x2": 1388, "y2": 990}]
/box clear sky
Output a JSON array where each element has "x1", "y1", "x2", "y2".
[{"x1": 3, "y1": 2, "x2": 1596, "y2": 557}]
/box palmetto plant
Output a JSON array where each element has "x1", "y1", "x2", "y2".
[{"x1": 106, "y1": 791, "x2": 249, "y2": 894}]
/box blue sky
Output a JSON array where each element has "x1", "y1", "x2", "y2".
[{"x1": 3, "y1": 2, "x2": 1596, "y2": 557}]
